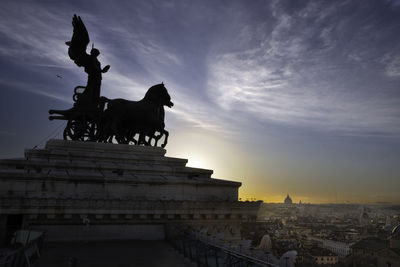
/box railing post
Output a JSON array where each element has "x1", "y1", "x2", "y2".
[
  {"x1": 226, "y1": 252, "x2": 231, "y2": 266},
  {"x1": 182, "y1": 238, "x2": 186, "y2": 257},
  {"x1": 188, "y1": 240, "x2": 193, "y2": 261},
  {"x1": 215, "y1": 246, "x2": 219, "y2": 267},
  {"x1": 204, "y1": 243, "x2": 209, "y2": 267},
  {"x1": 195, "y1": 240, "x2": 200, "y2": 266}
]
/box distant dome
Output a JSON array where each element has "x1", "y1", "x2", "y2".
[{"x1": 284, "y1": 194, "x2": 292, "y2": 204}]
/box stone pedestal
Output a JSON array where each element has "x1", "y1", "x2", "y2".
[{"x1": 0, "y1": 139, "x2": 261, "y2": 241}]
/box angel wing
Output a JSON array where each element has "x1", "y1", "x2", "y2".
[{"x1": 65, "y1": 14, "x2": 90, "y2": 67}]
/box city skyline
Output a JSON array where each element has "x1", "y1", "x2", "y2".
[{"x1": 0, "y1": 0, "x2": 400, "y2": 204}]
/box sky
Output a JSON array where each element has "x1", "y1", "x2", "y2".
[{"x1": 0, "y1": 0, "x2": 400, "y2": 204}]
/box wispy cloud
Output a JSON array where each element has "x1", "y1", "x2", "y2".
[
  {"x1": 206, "y1": 0, "x2": 400, "y2": 137},
  {"x1": 0, "y1": 78, "x2": 70, "y2": 104},
  {"x1": 0, "y1": 3, "x2": 71, "y2": 66},
  {"x1": 1, "y1": 0, "x2": 400, "y2": 139},
  {"x1": 382, "y1": 54, "x2": 400, "y2": 78}
]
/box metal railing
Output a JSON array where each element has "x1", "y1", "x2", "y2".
[
  {"x1": 168, "y1": 228, "x2": 279, "y2": 267},
  {"x1": 0, "y1": 230, "x2": 45, "y2": 267}
]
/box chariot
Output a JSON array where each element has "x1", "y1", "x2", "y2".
[{"x1": 49, "y1": 86, "x2": 103, "y2": 142}]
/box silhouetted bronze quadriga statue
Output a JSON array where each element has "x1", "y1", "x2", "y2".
[{"x1": 49, "y1": 15, "x2": 173, "y2": 148}]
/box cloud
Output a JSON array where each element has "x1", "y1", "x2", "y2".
[
  {"x1": 0, "y1": 78, "x2": 70, "y2": 104},
  {"x1": 205, "y1": 0, "x2": 400, "y2": 137},
  {"x1": 0, "y1": 0, "x2": 234, "y2": 138},
  {"x1": 0, "y1": 3, "x2": 71, "y2": 66},
  {"x1": 1, "y1": 0, "x2": 400, "y2": 139},
  {"x1": 382, "y1": 54, "x2": 400, "y2": 78},
  {"x1": 0, "y1": 1, "x2": 207, "y2": 131}
]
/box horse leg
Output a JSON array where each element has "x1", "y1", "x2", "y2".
[
  {"x1": 129, "y1": 132, "x2": 138, "y2": 145},
  {"x1": 112, "y1": 120, "x2": 126, "y2": 144},
  {"x1": 161, "y1": 130, "x2": 169, "y2": 148},
  {"x1": 138, "y1": 133, "x2": 146, "y2": 145},
  {"x1": 144, "y1": 135, "x2": 151, "y2": 146},
  {"x1": 116, "y1": 131, "x2": 128, "y2": 144},
  {"x1": 98, "y1": 120, "x2": 109, "y2": 143},
  {"x1": 146, "y1": 132, "x2": 155, "y2": 146},
  {"x1": 105, "y1": 128, "x2": 113, "y2": 143},
  {"x1": 154, "y1": 131, "x2": 163, "y2": 147}
]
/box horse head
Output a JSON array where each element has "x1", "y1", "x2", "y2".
[{"x1": 145, "y1": 83, "x2": 174, "y2": 108}]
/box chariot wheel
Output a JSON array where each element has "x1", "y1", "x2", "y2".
[{"x1": 63, "y1": 116, "x2": 99, "y2": 142}]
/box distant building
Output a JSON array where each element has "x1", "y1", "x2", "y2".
[
  {"x1": 350, "y1": 227, "x2": 400, "y2": 267},
  {"x1": 376, "y1": 224, "x2": 400, "y2": 267},
  {"x1": 309, "y1": 247, "x2": 339, "y2": 265},
  {"x1": 351, "y1": 237, "x2": 388, "y2": 266},
  {"x1": 322, "y1": 239, "x2": 351, "y2": 259},
  {"x1": 284, "y1": 194, "x2": 293, "y2": 204}
]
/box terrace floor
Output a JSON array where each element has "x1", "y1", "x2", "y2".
[{"x1": 36, "y1": 240, "x2": 196, "y2": 267}]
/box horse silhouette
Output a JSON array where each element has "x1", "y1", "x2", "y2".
[{"x1": 98, "y1": 83, "x2": 173, "y2": 148}]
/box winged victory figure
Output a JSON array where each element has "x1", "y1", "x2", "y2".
[
  {"x1": 65, "y1": 14, "x2": 110, "y2": 107},
  {"x1": 49, "y1": 14, "x2": 172, "y2": 147}
]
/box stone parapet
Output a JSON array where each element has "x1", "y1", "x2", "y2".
[
  {"x1": 0, "y1": 139, "x2": 261, "y2": 241},
  {"x1": 0, "y1": 197, "x2": 260, "y2": 224},
  {"x1": 0, "y1": 139, "x2": 240, "y2": 201},
  {"x1": 45, "y1": 139, "x2": 167, "y2": 156}
]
